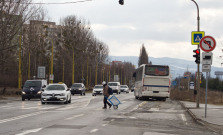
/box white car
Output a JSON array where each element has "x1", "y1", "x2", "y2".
[
  {"x1": 108, "y1": 82, "x2": 121, "y2": 94},
  {"x1": 120, "y1": 85, "x2": 129, "y2": 93},
  {"x1": 92, "y1": 85, "x2": 103, "y2": 96},
  {"x1": 41, "y1": 83, "x2": 71, "y2": 104}
]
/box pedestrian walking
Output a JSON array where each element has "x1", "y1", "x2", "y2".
[{"x1": 102, "y1": 81, "x2": 112, "y2": 109}]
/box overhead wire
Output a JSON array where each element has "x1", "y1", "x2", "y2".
[{"x1": 5, "y1": 0, "x2": 93, "y2": 5}]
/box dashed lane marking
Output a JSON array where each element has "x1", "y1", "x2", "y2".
[
  {"x1": 15, "y1": 128, "x2": 42, "y2": 135},
  {"x1": 90, "y1": 129, "x2": 98, "y2": 133},
  {"x1": 0, "y1": 111, "x2": 47, "y2": 124}
]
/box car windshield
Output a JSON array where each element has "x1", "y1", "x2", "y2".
[
  {"x1": 108, "y1": 83, "x2": 117, "y2": 86},
  {"x1": 46, "y1": 85, "x2": 65, "y2": 90},
  {"x1": 120, "y1": 86, "x2": 127, "y2": 88},
  {"x1": 94, "y1": 86, "x2": 103, "y2": 89},
  {"x1": 24, "y1": 81, "x2": 41, "y2": 87},
  {"x1": 72, "y1": 84, "x2": 82, "y2": 87}
]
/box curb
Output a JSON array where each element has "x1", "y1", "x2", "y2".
[{"x1": 179, "y1": 101, "x2": 223, "y2": 134}]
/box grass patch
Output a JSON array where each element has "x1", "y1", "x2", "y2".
[{"x1": 170, "y1": 88, "x2": 223, "y2": 105}]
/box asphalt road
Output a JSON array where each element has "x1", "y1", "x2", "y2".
[{"x1": 0, "y1": 92, "x2": 220, "y2": 135}]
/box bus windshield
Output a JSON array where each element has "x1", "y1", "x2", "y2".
[{"x1": 145, "y1": 65, "x2": 169, "y2": 76}]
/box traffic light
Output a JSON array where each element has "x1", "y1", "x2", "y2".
[
  {"x1": 119, "y1": 0, "x2": 124, "y2": 5},
  {"x1": 193, "y1": 49, "x2": 200, "y2": 64}
]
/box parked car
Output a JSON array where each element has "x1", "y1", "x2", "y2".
[
  {"x1": 22, "y1": 79, "x2": 47, "y2": 101},
  {"x1": 120, "y1": 85, "x2": 129, "y2": 93},
  {"x1": 41, "y1": 83, "x2": 71, "y2": 104},
  {"x1": 92, "y1": 85, "x2": 103, "y2": 96},
  {"x1": 70, "y1": 83, "x2": 86, "y2": 96},
  {"x1": 107, "y1": 82, "x2": 120, "y2": 94}
]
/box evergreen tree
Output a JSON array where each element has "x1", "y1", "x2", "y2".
[{"x1": 138, "y1": 44, "x2": 149, "y2": 67}]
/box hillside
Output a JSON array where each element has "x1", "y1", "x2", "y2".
[{"x1": 109, "y1": 56, "x2": 222, "y2": 78}]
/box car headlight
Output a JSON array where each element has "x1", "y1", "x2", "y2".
[
  {"x1": 37, "y1": 91, "x2": 42, "y2": 94},
  {"x1": 22, "y1": 91, "x2": 26, "y2": 94},
  {"x1": 42, "y1": 93, "x2": 47, "y2": 96},
  {"x1": 60, "y1": 93, "x2": 65, "y2": 96}
]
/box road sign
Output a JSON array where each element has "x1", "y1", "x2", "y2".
[
  {"x1": 200, "y1": 36, "x2": 216, "y2": 52},
  {"x1": 49, "y1": 74, "x2": 54, "y2": 80},
  {"x1": 202, "y1": 52, "x2": 213, "y2": 65},
  {"x1": 202, "y1": 64, "x2": 211, "y2": 72},
  {"x1": 37, "y1": 66, "x2": 45, "y2": 78},
  {"x1": 191, "y1": 31, "x2": 205, "y2": 45}
]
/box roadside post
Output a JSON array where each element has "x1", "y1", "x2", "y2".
[{"x1": 200, "y1": 35, "x2": 216, "y2": 118}]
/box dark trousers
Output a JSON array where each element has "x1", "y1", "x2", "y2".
[{"x1": 104, "y1": 96, "x2": 111, "y2": 108}]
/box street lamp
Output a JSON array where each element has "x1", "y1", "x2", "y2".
[{"x1": 191, "y1": 0, "x2": 201, "y2": 108}]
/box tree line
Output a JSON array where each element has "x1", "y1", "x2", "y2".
[{"x1": 0, "y1": 0, "x2": 136, "y2": 88}]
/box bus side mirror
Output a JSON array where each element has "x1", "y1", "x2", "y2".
[{"x1": 133, "y1": 72, "x2": 136, "y2": 78}]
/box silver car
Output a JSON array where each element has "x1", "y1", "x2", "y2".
[
  {"x1": 92, "y1": 85, "x2": 103, "y2": 96},
  {"x1": 120, "y1": 85, "x2": 129, "y2": 93},
  {"x1": 41, "y1": 83, "x2": 71, "y2": 104}
]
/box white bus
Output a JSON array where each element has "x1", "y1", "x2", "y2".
[{"x1": 133, "y1": 64, "x2": 171, "y2": 101}]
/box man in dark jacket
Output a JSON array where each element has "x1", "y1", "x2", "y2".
[{"x1": 102, "y1": 81, "x2": 112, "y2": 109}]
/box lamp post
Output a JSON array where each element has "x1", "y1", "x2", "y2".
[{"x1": 191, "y1": 0, "x2": 200, "y2": 108}]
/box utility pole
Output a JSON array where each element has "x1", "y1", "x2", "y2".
[
  {"x1": 50, "y1": 40, "x2": 53, "y2": 83},
  {"x1": 18, "y1": 35, "x2": 22, "y2": 89},
  {"x1": 191, "y1": 0, "x2": 200, "y2": 108},
  {"x1": 62, "y1": 59, "x2": 64, "y2": 82},
  {"x1": 72, "y1": 49, "x2": 75, "y2": 84},
  {"x1": 28, "y1": 52, "x2": 30, "y2": 80}
]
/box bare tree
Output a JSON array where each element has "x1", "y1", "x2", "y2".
[{"x1": 0, "y1": 0, "x2": 44, "y2": 74}]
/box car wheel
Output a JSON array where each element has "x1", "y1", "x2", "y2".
[
  {"x1": 68, "y1": 96, "x2": 71, "y2": 103},
  {"x1": 28, "y1": 98, "x2": 30, "y2": 100},
  {"x1": 72, "y1": 93, "x2": 74, "y2": 96},
  {"x1": 83, "y1": 92, "x2": 85, "y2": 96},
  {"x1": 80, "y1": 92, "x2": 83, "y2": 96},
  {"x1": 41, "y1": 101, "x2": 45, "y2": 104},
  {"x1": 22, "y1": 98, "x2": 25, "y2": 101},
  {"x1": 64, "y1": 98, "x2": 68, "y2": 104}
]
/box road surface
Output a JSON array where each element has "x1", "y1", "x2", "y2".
[{"x1": 0, "y1": 92, "x2": 220, "y2": 135}]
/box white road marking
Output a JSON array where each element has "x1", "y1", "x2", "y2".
[
  {"x1": 90, "y1": 129, "x2": 98, "y2": 133},
  {"x1": 21, "y1": 106, "x2": 38, "y2": 110},
  {"x1": 16, "y1": 128, "x2": 42, "y2": 135},
  {"x1": 180, "y1": 114, "x2": 188, "y2": 125},
  {"x1": 128, "y1": 116, "x2": 137, "y2": 119},
  {"x1": 65, "y1": 114, "x2": 84, "y2": 120},
  {"x1": 149, "y1": 108, "x2": 159, "y2": 112},
  {"x1": 0, "y1": 111, "x2": 47, "y2": 124}
]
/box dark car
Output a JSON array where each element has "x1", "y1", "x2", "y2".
[
  {"x1": 70, "y1": 83, "x2": 86, "y2": 96},
  {"x1": 22, "y1": 80, "x2": 47, "y2": 101}
]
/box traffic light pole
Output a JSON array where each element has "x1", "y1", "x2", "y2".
[{"x1": 191, "y1": 0, "x2": 200, "y2": 108}]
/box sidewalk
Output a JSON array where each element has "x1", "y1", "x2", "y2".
[{"x1": 180, "y1": 101, "x2": 223, "y2": 133}]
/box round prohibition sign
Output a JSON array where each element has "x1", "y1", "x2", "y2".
[{"x1": 200, "y1": 36, "x2": 216, "y2": 52}]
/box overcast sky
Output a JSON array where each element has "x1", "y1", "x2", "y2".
[{"x1": 35, "y1": 0, "x2": 223, "y2": 67}]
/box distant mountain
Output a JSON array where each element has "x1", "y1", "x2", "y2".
[{"x1": 109, "y1": 56, "x2": 223, "y2": 78}]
